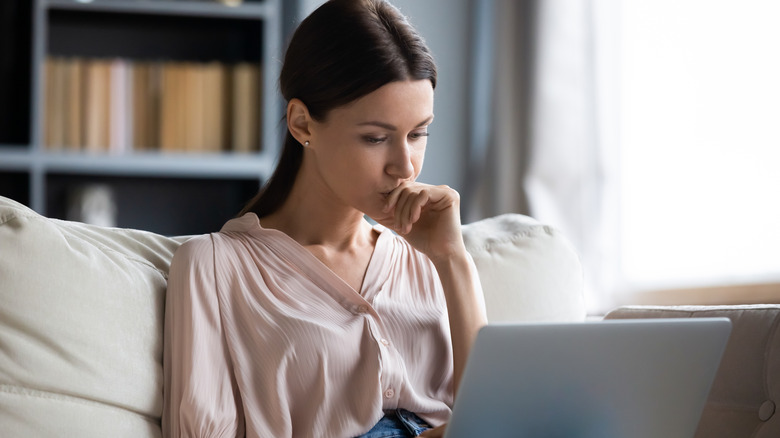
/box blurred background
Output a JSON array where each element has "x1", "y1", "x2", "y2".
[{"x1": 1, "y1": 0, "x2": 779, "y2": 314}]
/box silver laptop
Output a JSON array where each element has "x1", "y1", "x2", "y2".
[{"x1": 445, "y1": 318, "x2": 732, "y2": 438}]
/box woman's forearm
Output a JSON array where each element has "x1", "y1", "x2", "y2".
[{"x1": 432, "y1": 252, "x2": 488, "y2": 397}]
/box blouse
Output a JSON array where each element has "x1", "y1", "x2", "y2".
[{"x1": 163, "y1": 213, "x2": 474, "y2": 437}]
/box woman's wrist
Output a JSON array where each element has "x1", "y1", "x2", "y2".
[{"x1": 428, "y1": 245, "x2": 470, "y2": 271}]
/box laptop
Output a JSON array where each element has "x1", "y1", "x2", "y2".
[{"x1": 444, "y1": 318, "x2": 732, "y2": 438}]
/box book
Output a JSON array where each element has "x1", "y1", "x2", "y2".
[
  {"x1": 84, "y1": 59, "x2": 111, "y2": 152},
  {"x1": 230, "y1": 62, "x2": 260, "y2": 153},
  {"x1": 44, "y1": 57, "x2": 66, "y2": 150},
  {"x1": 184, "y1": 62, "x2": 206, "y2": 152},
  {"x1": 136, "y1": 62, "x2": 163, "y2": 152},
  {"x1": 159, "y1": 61, "x2": 181, "y2": 151},
  {"x1": 202, "y1": 61, "x2": 227, "y2": 152},
  {"x1": 132, "y1": 62, "x2": 150, "y2": 151},
  {"x1": 109, "y1": 58, "x2": 131, "y2": 154},
  {"x1": 64, "y1": 58, "x2": 83, "y2": 151}
]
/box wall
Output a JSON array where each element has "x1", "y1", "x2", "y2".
[{"x1": 391, "y1": 0, "x2": 471, "y2": 192}]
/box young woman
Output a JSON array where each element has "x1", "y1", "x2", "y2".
[{"x1": 162, "y1": 1, "x2": 487, "y2": 437}]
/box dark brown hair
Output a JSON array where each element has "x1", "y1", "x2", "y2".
[{"x1": 240, "y1": 0, "x2": 437, "y2": 217}]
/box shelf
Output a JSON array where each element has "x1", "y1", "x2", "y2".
[
  {"x1": 46, "y1": 7, "x2": 266, "y2": 62},
  {"x1": 1, "y1": 0, "x2": 285, "y2": 233},
  {"x1": 0, "y1": 149, "x2": 273, "y2": 178},
  {"x1": 45, "y1": 172, "x2": 260, "y2": 235},
  {"x1": 44, "y1": 0, "x2": 276, "y2": 20},
  {"x1": 0, "y1": 148, "x2": 34, "y2": 170},
  {"x1": 47, "y1": 151, "x2": 273, "y2": 178}
]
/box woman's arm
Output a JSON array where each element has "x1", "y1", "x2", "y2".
[
  {"x1": 429, "y1": 251, "x2": 487, "y2": 397},
  {"x1": 163, "y1": 235, "x2": 243, "y2": 438},
  {"x1": 416, "y1": 256, "x2": 485, "y2": 438}
]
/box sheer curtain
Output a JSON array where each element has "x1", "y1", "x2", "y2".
[{"x1": 465, "y1": 0, "x2": 619, "y2": 313}]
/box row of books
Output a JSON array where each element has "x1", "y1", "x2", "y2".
[{"x1": 43, "y1": 57, "x2": 262, "y2": 154}]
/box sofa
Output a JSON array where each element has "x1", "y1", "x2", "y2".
[{"x1": 0, "y1": 194, "x2": 777, "y2": 437}]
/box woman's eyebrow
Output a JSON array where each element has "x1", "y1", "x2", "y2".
[{"x1": 356, "y1": 115, "x2": 434, "y2": 131}]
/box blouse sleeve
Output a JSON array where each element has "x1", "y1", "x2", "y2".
[{"x1": 163, "y1": 235, "x2": 244, "y2": 438}]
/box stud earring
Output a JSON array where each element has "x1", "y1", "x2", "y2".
[{"x1": 304, "y1": 141, "x2": 310, "y2": 146}]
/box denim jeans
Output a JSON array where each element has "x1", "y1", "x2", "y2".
[{"x1": 355, "y1": 409, "x2": 432, "y2": 437}]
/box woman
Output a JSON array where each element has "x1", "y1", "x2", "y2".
[{"x1": 163, "y1": 0, "x2": 487, "y2": 436}]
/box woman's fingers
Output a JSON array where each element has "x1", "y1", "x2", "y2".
[
  {"x1": 395, "y1": 187, "x2": 413, "y2": 232},
  {"x1": 375, "y1": 182, "x2": 464, "y2": 260},
  {"x1": 395, "y1": 187, "x2": 430, "y2": 234},
  {"x1": 382, "y1": 181, "x2": 408, "y2": 213}
]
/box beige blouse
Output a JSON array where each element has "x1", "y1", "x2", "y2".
[{"x1": 163, "y1": 213, "x2": 469, "y2": 438}]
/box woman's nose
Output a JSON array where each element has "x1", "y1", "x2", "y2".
[{"x1": 386, "y1": 140, "x2": 415, "y2": 180}]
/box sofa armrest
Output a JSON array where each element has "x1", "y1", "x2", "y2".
[{"x1": 605, "y1": 305, "x2": 780, "y2": 438}]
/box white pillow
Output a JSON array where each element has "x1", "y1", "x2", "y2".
[
  {"x1": 0, "y1": 196, "x2": 183, "y2": 437},
  {"x1": 463, "y1": 214, "x2": 586, "y2": 322}
]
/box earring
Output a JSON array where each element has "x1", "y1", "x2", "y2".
[{"x1": 304, "y1": 141, "x2": 310, "y2": 146}]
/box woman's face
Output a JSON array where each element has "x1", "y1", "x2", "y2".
[{"x1": 307, "y1": 79, "x2": 434, "y2": 220}]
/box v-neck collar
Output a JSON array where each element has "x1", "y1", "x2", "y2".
[{"x1": 227, "y1": 213, "x2": 396, "y2": 309}]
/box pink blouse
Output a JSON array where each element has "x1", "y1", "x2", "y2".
[{"x1": 163, "y1": 213, "x2": 466, "y2": 438}]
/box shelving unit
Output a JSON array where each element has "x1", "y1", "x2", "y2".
[{"x1": 0, "y1": 0, "x2": 285, "y2": 235}]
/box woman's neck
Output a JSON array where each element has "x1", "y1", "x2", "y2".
[
  {"x1": 258, "y1": 177, "x2": 373, "y2": 250},
  {"x1": 258, "y1": 172, "x2": 380, "y2": 293}
]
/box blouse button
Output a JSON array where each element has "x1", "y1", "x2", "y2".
[
  {"x1": 384, "y1": 388, "x2": 395, "y2": 399},
  {"x1": 357, "y1": 305, "x2": 369, "y2": 314},
  {"x1": 380, "y1": 338, "x2": 390, "y2": 346},
  {"x1": 759, "y1": 400, "x2": 775, "y2": 421}
]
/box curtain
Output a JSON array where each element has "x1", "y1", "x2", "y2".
[{"x1": 465, "y1": 0, "x2": 619, "y2": 313}]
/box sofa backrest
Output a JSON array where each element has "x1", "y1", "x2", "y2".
[
  {"x1": 0, "y1": 196, "x2": 183, "y2": 437},
  {"x1": 0, "y1": 196, "x2": 584, "y2": 437}
]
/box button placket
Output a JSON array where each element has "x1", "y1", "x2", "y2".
[{"x1": 373, "y1": 327, "x2": 401, "y2": 407}]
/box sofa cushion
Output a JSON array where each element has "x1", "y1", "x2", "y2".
[
  {"x1": 605, "y1": 305, "x2": 780, "y2": 438},
  {"x1": 0, "y1": 196, "x2": 184, "y2": 437},
  {"x1": 462, "y1": 214, "x2": 586, "y2": 322}
]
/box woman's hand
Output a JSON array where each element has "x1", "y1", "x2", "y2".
[
  {"x1": 374, "y1": 182, "x2": 487, "y2": 410},
  {"x1": 418, "y1": 424, "x2": 446, "y2": 437},
  {"x1": 373, "y1": 182, "x2": 466, "y2": 262}
]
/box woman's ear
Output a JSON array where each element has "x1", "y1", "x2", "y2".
[{"x1": 287, "y1": 98, "x2": 313, "y2": 146}]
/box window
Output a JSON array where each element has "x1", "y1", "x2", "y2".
[{"x1": 619, "y1": 0, "x2": 780, "y2": 291}]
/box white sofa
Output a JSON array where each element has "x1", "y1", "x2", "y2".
[
  {"x1": 3, "y1": 194, "x2": 778, "y2": 438},
  {"x1": 0, "y1": 195, "x2": 586, "y2": 437}
]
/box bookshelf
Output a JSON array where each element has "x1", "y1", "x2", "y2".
[{"x1": 0, "y1": 0, "x2": 285, "y2": 235}]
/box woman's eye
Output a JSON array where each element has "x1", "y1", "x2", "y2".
[
  {"x1": 410, "y1": 131, "x2": 430, "y2": 140},
  {"x1": 363, "y1": 136, "x2": 387, "y2": 144}
]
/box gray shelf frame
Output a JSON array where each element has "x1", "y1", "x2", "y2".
[
  {"x1": 44, "y1": 0, "x2": 276, "y2": 19},
  {"x1": 0, "y1": 148, "x2": 276, "y2": 179}
]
